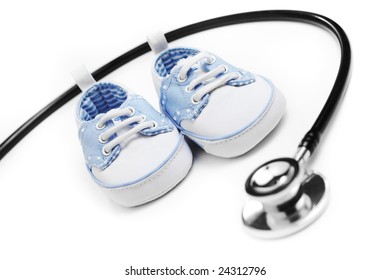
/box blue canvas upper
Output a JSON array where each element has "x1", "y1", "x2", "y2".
[
  {"x1": 76, "y1": 82, "x2": 174, "y2": 171},
  {"x1": 155, "y1": 48, "x2": 256, "y2": 128}
]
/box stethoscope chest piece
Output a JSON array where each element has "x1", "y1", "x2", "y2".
[{"x1": 242, "y1": 156, "x2": 329, "y2": 238}]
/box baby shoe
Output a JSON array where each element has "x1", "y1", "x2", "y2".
[
  {"x1": 71, "y1": 66, "x2": 192, "y2": 207},
  {"x1": 148, "y1": 32, "x2": 286, "y2": 158}
]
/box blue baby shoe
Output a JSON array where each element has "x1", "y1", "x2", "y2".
[
  {"x1": 148, "y1": 32, "x2": 286, "y2": 158},
  {"x1": 72, "y1": 66, "x2": 192, "y2": 207}
]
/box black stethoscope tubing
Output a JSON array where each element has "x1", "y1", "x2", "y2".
[{"x1": 0, "y1": 10, "x2": 351, "y2": 161}]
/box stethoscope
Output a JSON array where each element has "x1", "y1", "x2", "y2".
[{"x1": 0, "y1": 10, "x2": 351, "y2": 238}]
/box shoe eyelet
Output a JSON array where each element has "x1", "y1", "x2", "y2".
[
  {"x1": 185, "y1": 86, "x2": 194, "y2": 93},
  {"x1": 191, "y1": 96, "x2": 200, "y2": 104},
  {"x1": 150, "y1": 121, "x2": 158, "y2": 128},
  {"x1": 222, "y1": 65, "x2": 229, "y2": 73},
  {"x1": 177, "y1": 75, "x2": 188, "y2": 83},
  {"x1": 206, "y1": 55, "x2": 216, "y2": 64},
  {"x1": 140, "y1": 115, "x2": 147, "y2": 122},
  {"x1": 128, "y1": 107, "x2": 135, "y2": 116},
  {"x1": 99, "y1": 135, "x2": 108, "y2": 144},
  {"x1": 102, "y1": 147, "x2": 111, "y2": 156},
  {"x1": 96, "y1": 122, "x2": 106, "y2": 130}
]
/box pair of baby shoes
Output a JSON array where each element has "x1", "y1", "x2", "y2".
[{"x1": 73, "y1": 32, "x2": 286, "y2": 207}]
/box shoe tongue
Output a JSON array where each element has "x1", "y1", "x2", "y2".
[
  {"x1": 95, "y1": 98, "x2": 132, "y2": 122},
  {"x1": 170, "y1": 56, "x2": 192, "y2": 73},
  {"x1": 171, "y1": 55, "x2": 207, "y2": 78},
  {"x1": 103, "y1": 99, "x2": 135, "y2": 136}
]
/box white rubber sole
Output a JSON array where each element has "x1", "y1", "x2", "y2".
[
  {"x1": 186, "y1": 89, "x2": 286, "y2": 158},
  {"x1": 101, "y1": 137, "x2": 193, "y2": 207}
]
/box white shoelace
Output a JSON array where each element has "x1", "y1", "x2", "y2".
[
  {"x1": 96, "y1": 108, "x2": 156, "y2": 155},
  {"x1": 178, "y1": 52, "x2": 240, "y2": 103}
]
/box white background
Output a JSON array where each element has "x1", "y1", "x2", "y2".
[{"x1": 0, "y1": 0, "x2": 390, "y2": 279}]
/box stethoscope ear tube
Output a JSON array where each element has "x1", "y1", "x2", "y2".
[{"x1": 0, "y1": 10, "x2": 350, "y2": 162}]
